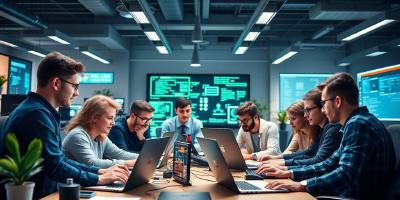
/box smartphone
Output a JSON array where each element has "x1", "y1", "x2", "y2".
[{"x1": 80, "y1": 191, "x2": 96, "y2": 198}]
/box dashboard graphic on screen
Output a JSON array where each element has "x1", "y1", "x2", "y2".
[
  {"x1": 279, "y1": 74, "x2": 331, "y2": 110},
  {"x1": 357, "y1": 64, "x2": 400, "y2": 121},
  {"x1": 147, "y1": 74, "x2": 250, "y2": 137},
  {"x1": 8, "y1": 57, "x2": 32, "y2": 94}
]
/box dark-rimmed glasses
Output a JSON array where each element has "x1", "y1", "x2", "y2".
[
  {"x1": 303, "y1": 106, "x2": 319, "y2": 115},
  {"x1": 59, "y1": 77, "x2": 79, "y2": 91},
  {"x1": 320, "y1": 97, "x2": 335, "y2": 107}
]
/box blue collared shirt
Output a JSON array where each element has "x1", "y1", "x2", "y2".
[
  {"x1": 0, "y1": 92, "x2": 99, "y2": 199},
  {"x1": 292, "y1": 106, "x2": 395, "y2": 199},
  {"x1": 161, "y1": 116, "x2": 203, "y2": 151}
]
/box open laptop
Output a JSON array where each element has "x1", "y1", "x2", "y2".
[
  {"x1": 197, "y1": 137, "x2": 288, "y2": 194},
  {"x1": 201, "y1": 128, "x2": 261, "y2": 170},
  {"x1": 157, "y1": 131, "x2": 177, "y2": 168},
  {"x1": 84, "y1": 137, "x2": 170, "y2": 192}
]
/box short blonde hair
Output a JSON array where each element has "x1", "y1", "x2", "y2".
[{"x1": 64, "y1": 95, "x2": 121, "y2": 142}]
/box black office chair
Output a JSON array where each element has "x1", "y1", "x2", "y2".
[
  {"x1": 385, "y1": 124, "x2": 400, "y2": 200},
  {"x1": 0, "y1": 115, "x2": 9, "y2": 130}
]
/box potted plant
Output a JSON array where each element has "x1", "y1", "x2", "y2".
[
  {"x1": 0, "y1": 74, "x2": 7, "y2": 94},
  {"x1": 93, "y1": 88, "x2": 113, "y2": 97},
  {"x1": 0, "y1": 133, "x2": 43, "y2": 200},
  {"x1": 277, "y1": 111, "x2": 287, "y2": 130},
  {"x1": 250, "y1": 99, "x2": 269, "y2": 118}
]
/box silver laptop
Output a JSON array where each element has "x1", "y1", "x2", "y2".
[
  {"x1": 157, "y1": 131, "x2": 177, "y2": 168},
  {"x1": 201, "y1": 128, "x2": 261, "y2": 170},
  {"x1": 84, "y1": 137, "x2": 170, "y2": 192},
  {"x1": 197, "y1": 137, "x2": 288, "y2": 194}
]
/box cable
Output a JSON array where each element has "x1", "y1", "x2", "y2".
[{"x1": 190, "y1": 172, "x2": 216, "y2": 182}]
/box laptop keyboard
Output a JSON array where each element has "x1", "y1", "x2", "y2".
[
  {"x1": 106, "y1": 182, "x2": 125, "y2": 189},
  {"x1": 235, "y1": 181, "x2": 262, "y2": 190}
]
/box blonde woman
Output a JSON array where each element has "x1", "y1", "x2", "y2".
[
  {"x1": 62, "y1": 95, "x2": 138, "y2": 168},
  {"x1": 282, "y1": 100, "x2": 319, "y2": 154}
]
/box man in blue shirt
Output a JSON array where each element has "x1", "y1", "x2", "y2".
[
  {"x1": 0, "y1": 52, "x2": 129, "y2": 199},
  {"x1": 161, "y1": 98, "x2": 203, "y2": 152},
  {"x1": 261, "y1": 72, "x2": 395, "y2": 199},
  {"x1": 108, "y1": 100, "x2": 154, "y2": 153}
]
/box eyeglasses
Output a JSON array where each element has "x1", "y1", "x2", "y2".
[
  {"x1": 59, "y1": 77, "x2": 79, "y2": 91},
  {"x1": 136, "y1": 115, "x2": 152, "y2": 123},
  {"x1": 237, "y1": 117, "x2": 253, "y2": 125},
  {"x1": 303, "y1": 106, "x2": 320, "y2": 115},
  {"x1": 320, "y1": 97, "x2": 336, "y2": 107}
]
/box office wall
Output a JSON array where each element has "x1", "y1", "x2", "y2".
[
  {"x1": 129, "y1": 45, "x2": 270, "y2": 117},
  {"x1": 269, "y1": 48, "x2": 346, "y2": 121},
  {"x1": 0, "y1": 47, "x2": 131, "y2": 111}
]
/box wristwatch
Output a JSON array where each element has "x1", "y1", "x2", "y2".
[
  {"x1": 251, "y1": 153, "x2": 257, "y2": 160},
  {"x1": 300, "y1": 180, "x2": 307, "y2": 191}
]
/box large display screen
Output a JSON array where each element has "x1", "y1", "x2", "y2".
[
  {"x1": 357, "y1": 64, "x2": 400, "y2": 121},
  {"x1": 7, "y1": 57, "x2": 32, "y2": 94},
  {"x1": 279, "y1": 74, "x2": 331, "y2": 110},
  {"x1": 147, "y1": 74, "x2": 250, "y2": 137},
  {"x1": 80, "y1": 72, "x2": 114, "y2": 84}
]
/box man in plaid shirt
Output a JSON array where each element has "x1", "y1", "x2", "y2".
[{"x1": 257, "y1": 72, "x2": 395, "y2": 199}]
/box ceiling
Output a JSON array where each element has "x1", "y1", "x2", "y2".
[{"x1": 0, "y1": 0, "x2": 399, "y2": 55}]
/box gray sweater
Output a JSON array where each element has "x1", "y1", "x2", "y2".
[{"x1": 62, "y1": 126, "x2": 138, "y2": 168}]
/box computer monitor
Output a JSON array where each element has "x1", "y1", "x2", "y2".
[
  {"x1": 114, "y1": 98, "x2": 125, "y2": 111},
  {"x1": 69, "y1": 104, "x2": 82, "y2": 118},
  {"x1": 357, "y1": 64, "x2": 400, "y2": 121},
  {"x1": 1, "y1": 94, "x2": 27, "y2": 116}
]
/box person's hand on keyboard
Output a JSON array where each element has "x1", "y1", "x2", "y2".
[
  {"x1": 124, "y1": 159, "x2": 136, "y2": 168},
  {"x1": 97, "y1": 164, "x2": 130, "y2": 185},
  {"x1": 257, "y1": 154, "x2": 283, "y2": 162},
  {"x1": 265, "y1": 179, "x2": 305, "y2": 192},
  {"x1": 256, "y1": 164, "x2": 290, "y2": 178}
]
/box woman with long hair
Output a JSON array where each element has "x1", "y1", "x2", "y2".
[{"x1": 62, "y1": 95, "x2": 138, "y2": 168}]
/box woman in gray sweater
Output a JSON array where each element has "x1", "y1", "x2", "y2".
[{"x1": 62, "y1": 95, "x2": 138, "y2": 168}]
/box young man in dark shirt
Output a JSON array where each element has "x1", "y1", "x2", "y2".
[
  {"x1": 260, "y1": 72, "x2": 395, "y2": 199},
  {"x1": 0, "y1": 52, "x2": 129, "y2": 199},
  {"x1": 108, "y1": 100, "x2": 154, "y2": 153}
]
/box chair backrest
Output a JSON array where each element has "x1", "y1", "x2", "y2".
[
  {"x1": 387, "y1": 124, "x2": 400, "y2": 168},
  {"x1": 0, "y1": 115, "x2": 9, "y2": 130}
]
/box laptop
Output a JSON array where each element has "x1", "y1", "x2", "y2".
[
  {"x1": 157, "y1": 131, "x2": 177, "y2": 168},
  {"x1": 84, "y1": 137, "x2": 170, "y2": 192},
  {"x1": 201, "y1": 128, "x2": 261, "y2": 170},
  {"x1": 197, "y1": 137, "x2": 288, "y2": 194}
]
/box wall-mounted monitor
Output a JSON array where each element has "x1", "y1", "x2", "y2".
[
  {"x1": 279, "y1": 74, "x2": 331, "y2": 110},
  {"x1": 357, "y1": 64, "x2": 400, "y2": 121},
  {"x1": 147, "y1": 74, "x2": 250, "y2": 137},
  {"x1": 7, "y1": 57, "x2": 32, "y2": 95},
  {"x1": 80, "y1": 72, "x2": 114, "y2": 84}
]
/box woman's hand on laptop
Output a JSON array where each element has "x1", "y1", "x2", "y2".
[
  {"x1": 256, "y1": 164, "x2": 290, "y2": 178},
  {"x1": 124, "y1": 160, "x2": 136, "y2": 168},
  {"x1": 97, "y1": 165, "x2": 130, "y2": 185},
  {"x1": 262, "y1": 159, "x2": 285, "y2": 166}
]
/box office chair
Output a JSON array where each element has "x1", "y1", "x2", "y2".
[{"x1": 0, "y1": 115, "x2": 8, "y2": 130}]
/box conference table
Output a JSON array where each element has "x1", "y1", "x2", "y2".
[{"x1": 41, "y1": 166, "x2": 316, "y2": 200}]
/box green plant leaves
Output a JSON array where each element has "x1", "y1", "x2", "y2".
[
  {"x1": 0, "y1": 133, "x2": 43, "y2": 185},
  {"x1": 5, "y1": 133, "x2": 21, "y2": 165}
]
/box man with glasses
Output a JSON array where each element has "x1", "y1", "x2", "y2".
[
  {"x1": 161, "y1": 98, "x2": 203, "y2": 152},
  {"x1": 0, "y1": 52, "x2": 129, "y2": 199},
  {"x1": 109, "y1": 100, "x2": 154, "y2": 153},
  {"x1": 236, "y1": 101, "x2": 280, "y2": 160},
  {"x1": 257, "y1": 88, "x2": 341, "y2": 168},
  {"x1": 260, "y1": 72, "x2": 395, "y2": 199}
]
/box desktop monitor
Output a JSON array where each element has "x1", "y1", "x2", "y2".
[
  {"x1": 357, "y1": 64, "x2": 400, "y2": 121},
  {"x1": 147, "y1": 74, "x2": 250, "y2": 137},
  {"x1": 279, "y1": 74, "x2": 331, "y2": 110},
  {"x1": 1, "y1": 94, "x2": 27, "y2": 116},
  {"x1": 114, "y1": 98, "x2": 125, "y2": 111}
]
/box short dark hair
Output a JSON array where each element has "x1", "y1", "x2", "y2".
[
  {"x1": 318, "y1": 72, "x2": 359, "y2": 106},
  {"x1": 235, "y1": 101, "x2": 259, "y2": 117},
  {"x1": 130, "y1": 100, "x2": 154, "y2": 115},
  {"x1": 303, "y1": 88, "x2": 322, "y2": 107},
  {"x1": 174, "y1": 98, "x2": 191, "y2": 109},
  {"x1": 37, "y1": 52, "x2": 84, "y2": 87}
]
